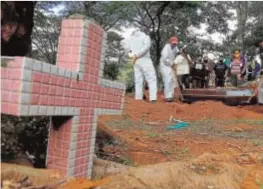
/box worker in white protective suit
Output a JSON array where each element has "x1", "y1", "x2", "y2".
[
  {"x1": 128, "y1": 29, "x2": 157, "y2": 103},
  {"x1": 160, "y1": 36, "x2": 180, "y2": 102}
]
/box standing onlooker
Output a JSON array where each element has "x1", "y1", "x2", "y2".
[
  {"x1": 230, "y1": 49, "x2": 247, "y2": 87},
  {"x1": 174, "y1": 46, "x2": 192, "y2": 89},
  {"x1": 214, "y1": 56, "x2": 228, "y2": 87}
]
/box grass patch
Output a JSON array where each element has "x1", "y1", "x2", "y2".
[
  {"x1": 188, "y1": 119, "x2": 263, "y2": 141},
  {"x1": 146, "y1": 132, "x2": 159, "y2": 138},
  {"x1": 176, "y1": 148, "x2": 189, "y2": 155},
  {"x1": 119, "y1": 157, "x2": 134, "y2": 166},
  {"x1": 160, "y1": 149, "x2": 173, "y2": 156},
  {"x1": 252, "y1": 139, "x2": 263, "y2": 146}
]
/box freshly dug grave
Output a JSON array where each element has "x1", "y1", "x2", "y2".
[
  {"x1": 2, "y1": 96, "x2": 262, "y2": 189},
  {"x1": 100, "y1": 153, "x2": 248, "y2": 189},
  {"x1": 2, "y1": 152, "x2": 263, "y2": 189},
  {"x1": 97, "y1": 96, "x2": 263, "y2": 189},
  {"x1": 124, "y1": 97, "x2": 263, "y2": 122}
]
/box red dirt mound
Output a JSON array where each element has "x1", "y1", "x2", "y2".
[{"x1": 124, "y1": 97, "x2": 262, "y2": 122}]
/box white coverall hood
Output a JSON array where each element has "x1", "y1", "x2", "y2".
[
  {"x1": 160, "y1": 43, "x2": 179, "y2": 99},
  {"x1": 128, "y1": 30, "x2": 157, "y2": 101}
]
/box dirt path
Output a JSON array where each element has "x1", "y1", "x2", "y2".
[{"x1": 98, "y1": 96, "x2": 263, "y2": 189}]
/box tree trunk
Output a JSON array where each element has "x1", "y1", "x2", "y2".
[
  {"x1": 1, "y1": 1, "x2": 35, "y2": 57},
  {"x1": 236, "y1": 1, "x2": 248, "y2": 54}
]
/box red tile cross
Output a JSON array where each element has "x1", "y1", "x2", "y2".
[{"x1": 1, "y1": 18, "x2": 126, "y2": 178}]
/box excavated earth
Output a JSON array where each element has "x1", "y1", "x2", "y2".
[
  {"x1": 1, "y1": 94, "x2": 263, "y2": 189},
  {"x1": 96, "y1": 95, "x2": 263, "y2": 189}
]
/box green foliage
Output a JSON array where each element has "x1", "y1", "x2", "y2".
[
  {"x1": 221, "y1": 2, "x2": 263, "y2": 53},
  {"x1": 1, "y1": 59, "x2": 8, "y2": 68},
  {"x1": 32, "y1": 3, "x2": 62, "y2": 64},
  {"x1": 62, "y1": 2, "x2": 133, "y2": 31},
  {"x1": 118, "y1": 63, "x2": 134, "y2": 92},
  {"x1": 103, "y1": 31, "x2": 129, "y2": 80},
  {"x1": 1, "y1": 115, "x2": 49, "y2": 168},
  {"x1": 1, "y1": 116, "x2": 21, "y2": 159},
  {"x1": 103, "y1": 64, "x2": 120, "y2": 80}
]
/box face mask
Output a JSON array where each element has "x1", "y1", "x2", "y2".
[{"x1": 171, "y1": 44, "x2": 177, "y2": 49}]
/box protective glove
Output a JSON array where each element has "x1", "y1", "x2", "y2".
[{"x1": 128, "y1": 52, "x2": 137, "y2": 65}]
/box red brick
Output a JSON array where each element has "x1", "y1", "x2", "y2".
[
  {"x1": 61, "y1": 19, "x2": 71, "y2": 28},
  {"x1": 49, "y1": 86, "x2": 56, "y2": 95},
  {"x1": 31, "y1": 94, "x2": 39, "y2": 105},
  {"x1": 41, "y1": 84, "x2": 49, "y2": 95},
  {"x1": 48, "y1": 148, "x2": 55, "y2": 156},
  {"x1": 64, "y1": 79, "x2": 71, "y2": 87},
  {"x1": 1, "y1": 80, "x2": 7, "y2": 90},
  {"x1": 4, "y1": 80, "x2": 12, "y2": 91},
  {"x1": 50, "y1": 75, "x2": 57, "y2": 85},
  {"x1": 76, "y1": 151, "x2": 82, "y2": 159},
  {"x1": 62, "y1": 132, "x2": 71, "y2": 141},
  {"x1": 80, "y1": 165, "x2": 85, "y2": 173},
  {"x1": 11, "y1": 69, "x2": 22, "y2": 80},
  {"x1": 61, "y1": 150, "x2": 69, "y2": 159},
  {"x1": 32, "y1": 83, "x2": 40, "y2": 94},
  {"x1": 47, "y1": 96, "x2": 54, "y2": 105},
  {"x1": 32, "y1": 72, "x2": 42, "y2": 82},
  {"x1": 12, "y1": 81, "x2": 21, "y2": 91},
  {"x1": 73, "y1": 19, "x2": 83, "y2": 28},
  {"x1": 39, "y1": 95, "x2": 48, "y2": 105},
  {"x1": 9, "y1": 104, "x2": 19, "y2": 115},
  {"x1": 62, "y1": 141, "x2": 70, "y2": 149},
  {"x1": 42, "y1": 73, "x2": 50, "y2": 84},
  {"x1": 2, "y1": 91, "x2": 9, "y2": 102},
  {"x1": 57, "y1": 77, "x2": 64, "y2": 86},
  {"x1": 1, "y1": 102, "x2": 9, "y2": 113},
  {"x1": 74, "y1": 166, "x2": 81, "y2": 175}
]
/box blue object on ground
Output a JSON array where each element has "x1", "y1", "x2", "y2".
[{"x1": 167, "y1": 122, "x2": 189, "y2": 130}]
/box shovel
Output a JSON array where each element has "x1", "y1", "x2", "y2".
[{"x1": 173, "y1": 68, "x2": 185, "y2": 101}]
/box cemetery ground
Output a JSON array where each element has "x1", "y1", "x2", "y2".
[{"x1": 2, "y1": 93, "x2": 263, "y2": 189}]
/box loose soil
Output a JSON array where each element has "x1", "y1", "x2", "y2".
[
  {"x1": 2, "y1": 95, "x2": 263, "y2": 189},
  {"x1": 97, "y1": 95, "x2": 263, "y2": 189}
]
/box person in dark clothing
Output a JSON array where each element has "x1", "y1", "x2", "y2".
[
  {"x1": 214, "y1": 57, "x2": 228, "y2": 87},
  {"x1": 190, "y1": 57, "x2": 207, "y2": 88}
]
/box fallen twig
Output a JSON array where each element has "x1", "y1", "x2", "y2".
[
  {"x1": 143, "y1": 121, "x2": 164, "y2": 125},
  {"x1": 169, "y1": 115, "x2": 188, "y2": 123},
  {"x1": 227, "y1": 142, "x2": 242, "y2": 150},
  {"x1": 193, "y1": 141, "x2": 209, "y2": 145}
]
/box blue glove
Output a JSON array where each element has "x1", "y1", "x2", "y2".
[{"x1": 167, "y1": 122, "x2": 189, "y2": 130}]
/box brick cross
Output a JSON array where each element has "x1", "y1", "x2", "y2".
[{"x1": 1, "y1": 18, "x2": 126, "y2": 178}]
